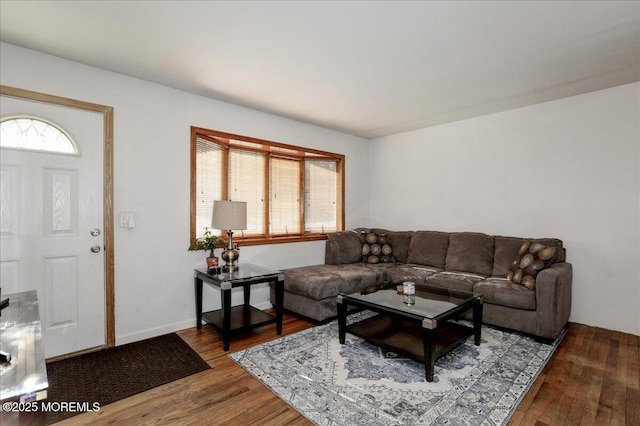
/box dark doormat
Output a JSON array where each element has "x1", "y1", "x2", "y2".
[{"x1": 45, "y1": 333, "x2": 210, "y2": 424}]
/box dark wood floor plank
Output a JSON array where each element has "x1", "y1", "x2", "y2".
[
  {"x1": 626, "y1": 332, "x2": 640, "y2": 426},
  {"x1": 580, "y1": 327, "x2": 609, "y2": 425},
  {"x1": 545, "y1": 327, "x2": 583, "y2": 426},
  {"x1": 601, "y1": 332, "x2": 625, "y2": 425},
  {"x1": 563, "y1": 324, "x2": 597, "y2": 426},
  {"x1": 45, "y1": 316, "x2": 639, "y2": 426}
]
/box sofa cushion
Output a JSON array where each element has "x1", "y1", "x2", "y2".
[
  {"x1": 507, "y1": 241, "x2": 558, "y2": 289},
  {"x1": 445, "y1": 232, "x2": 494, "y2": 276},
  {"x1": 493, "y1": 236, "x2": 564, "y2": 277},
  {"x1": 283, "y1": 264, "x2": 385, "y2": 300},
  {"x1": 407, "y1": 231, "x2": 450, "y2": 268},
  {"x1": 326, "y1": 231, "x2": 362, "y2": 265},
  {"x1": 424, "y1": 271, "x2": 485, "y2": 293},
  {"x1": 473, "y1": 278, "x2": 536, "y2": 310},
  {"x1": 360, "y1": 231, "x2": 394, "y2": 264},
  {"x1": 385, "y1": 263, "x2": 442, "y2": 284}
]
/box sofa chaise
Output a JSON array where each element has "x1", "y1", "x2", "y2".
[{"x1": 270, "y1": 229, "x2": 572, "y2": 340}]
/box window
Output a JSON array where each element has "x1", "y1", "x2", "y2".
[
  {"x1": 191, "y1": 127, "x2": 344, "y2": 245},
  {"x1": 0, "y1": 116, "x2": 79, "y2": 155}
]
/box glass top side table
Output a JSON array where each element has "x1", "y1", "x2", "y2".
[{"x1": 194, "y1": 263, "x2": 284, "y2": 351}]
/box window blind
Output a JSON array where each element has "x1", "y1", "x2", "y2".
[
  {"x1": 195, "y1": 137, "x2": 222, "y2": 237},
  {"x1": 228, "y1": 148, "x2": 265, "y2": 236},
  {"x1": 270, "y1": 157, "x2": 301, "y2": 235},
  {"x1": 305, "y1": 160, "x2": 338, "y2": 233}
]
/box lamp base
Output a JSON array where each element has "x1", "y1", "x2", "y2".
[{"x1": 221, "y1": 248, "x2": 239, "y2": 271}]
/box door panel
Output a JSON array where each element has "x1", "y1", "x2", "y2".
[
  {"x1": 45, "y1": 255, "x2": 79, "y2": 329},
  {"x1": 0, "y1": 259, "x2": 20, "y2": 291},
  {"x1": 1, "y1": 95, "x2": 105, "y2": 358}
]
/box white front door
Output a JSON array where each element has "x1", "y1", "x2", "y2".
[{"x1": 1, "y1": 96, "x2": 105, "y2": 359}]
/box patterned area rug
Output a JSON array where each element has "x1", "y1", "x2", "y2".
[
  {"x1": 46, "y1": 333, "x2": 210, "y2": 424},
  {"x1": 230, "y1": 312, "x2": 564, "y2": 425}
]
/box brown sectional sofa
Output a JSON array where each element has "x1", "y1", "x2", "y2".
[{"x1": 269, "y1": 229, "x2": 572, "y2": 339}]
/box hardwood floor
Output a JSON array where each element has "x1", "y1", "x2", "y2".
[
  {"x1": 55, "y1": 315, "x2": 638, "y2": 426},
  {"x1": 509, "y1": 323, "x2": 639, "y2": 426}
]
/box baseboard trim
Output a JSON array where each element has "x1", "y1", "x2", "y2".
[{"x1": 116, "y1": 301, "x2": 274, "y2": 346}]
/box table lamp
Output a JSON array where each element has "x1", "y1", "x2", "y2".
[{"x1": 211, "y1": 200, "x2": 247, "y2": 271}]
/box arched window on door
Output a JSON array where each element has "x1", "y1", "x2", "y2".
[{"x1": 0, "y1": 115, "x2": 79, "y2": 155}]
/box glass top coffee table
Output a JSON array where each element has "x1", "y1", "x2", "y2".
[{"x1": 337, "y1": 282, "x2": 483, "y2": 382}]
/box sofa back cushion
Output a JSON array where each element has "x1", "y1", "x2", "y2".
[
  {"x1": 407, "y1": 231, "x2": 450, "y2": 268},
  {"x1": 371, "y1": 228, "x2": 414, "y2": 263},
  {"x1": 492, "y1": 235, "x2": 565, "y2": 277},
  {"x1": 325, "y1": 231, "x2": 362, "y2": 265},
  {"x1": 445, "y1": 232, "x2": 494, "y2": 276}
]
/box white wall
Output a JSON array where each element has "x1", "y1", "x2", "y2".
[
  {"x1": 0, "y1": 43, "x2": 372, "y2": 344},
  {"x1": 369, "y1": 83, "x2": 640, "y2": 336}
]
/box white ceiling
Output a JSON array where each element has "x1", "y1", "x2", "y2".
[{"x1": 1, "y1": 1, "x2": 638, "y2": 138}]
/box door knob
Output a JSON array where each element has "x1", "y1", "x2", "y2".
[
  {"x1": 90, "y1": 246, "x2": 101, "y2": 253},
  {"x1": 91, "y1": 228, "x2": 101, "y2": 236}
]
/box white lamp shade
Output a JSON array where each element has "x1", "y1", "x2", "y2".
[{"x1": 212, "y1": 200, "x2": 247, "y2": 230}]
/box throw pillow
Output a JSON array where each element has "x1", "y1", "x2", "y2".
[
  {"x1": 360, "y1": 232, "x2": 394, "y2": 264},
  {"x1": 507, "y1": 241, "x2": 558, "y2": 289}
]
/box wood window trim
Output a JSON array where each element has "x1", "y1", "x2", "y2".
[{"x1": 190, "y1": 127, "x2": 345, "y2": 246}]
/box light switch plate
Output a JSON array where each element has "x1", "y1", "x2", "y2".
[{"x1": 120, "y1": 212, "x2": 136, "y2": 228}]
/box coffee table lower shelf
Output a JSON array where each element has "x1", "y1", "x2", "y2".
[{"x1": 346, "y1": 314, "x2": 475, "y2": 377}]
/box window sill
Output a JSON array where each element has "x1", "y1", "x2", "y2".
[{"x1": 233, "y1": 234, "x2": 329, "y2": 247}]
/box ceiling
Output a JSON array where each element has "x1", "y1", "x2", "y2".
[{"x1": 1, "y1": 1, "x2": 638, "y2": 138}]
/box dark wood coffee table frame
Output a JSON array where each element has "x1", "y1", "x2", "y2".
[{"x1": 337, "y1": 284, "x2": 483, "y2": 382}]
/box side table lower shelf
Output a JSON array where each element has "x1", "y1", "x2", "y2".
[{"x1": 202, "y1": 306, "x2": 275, "y2": 333}]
